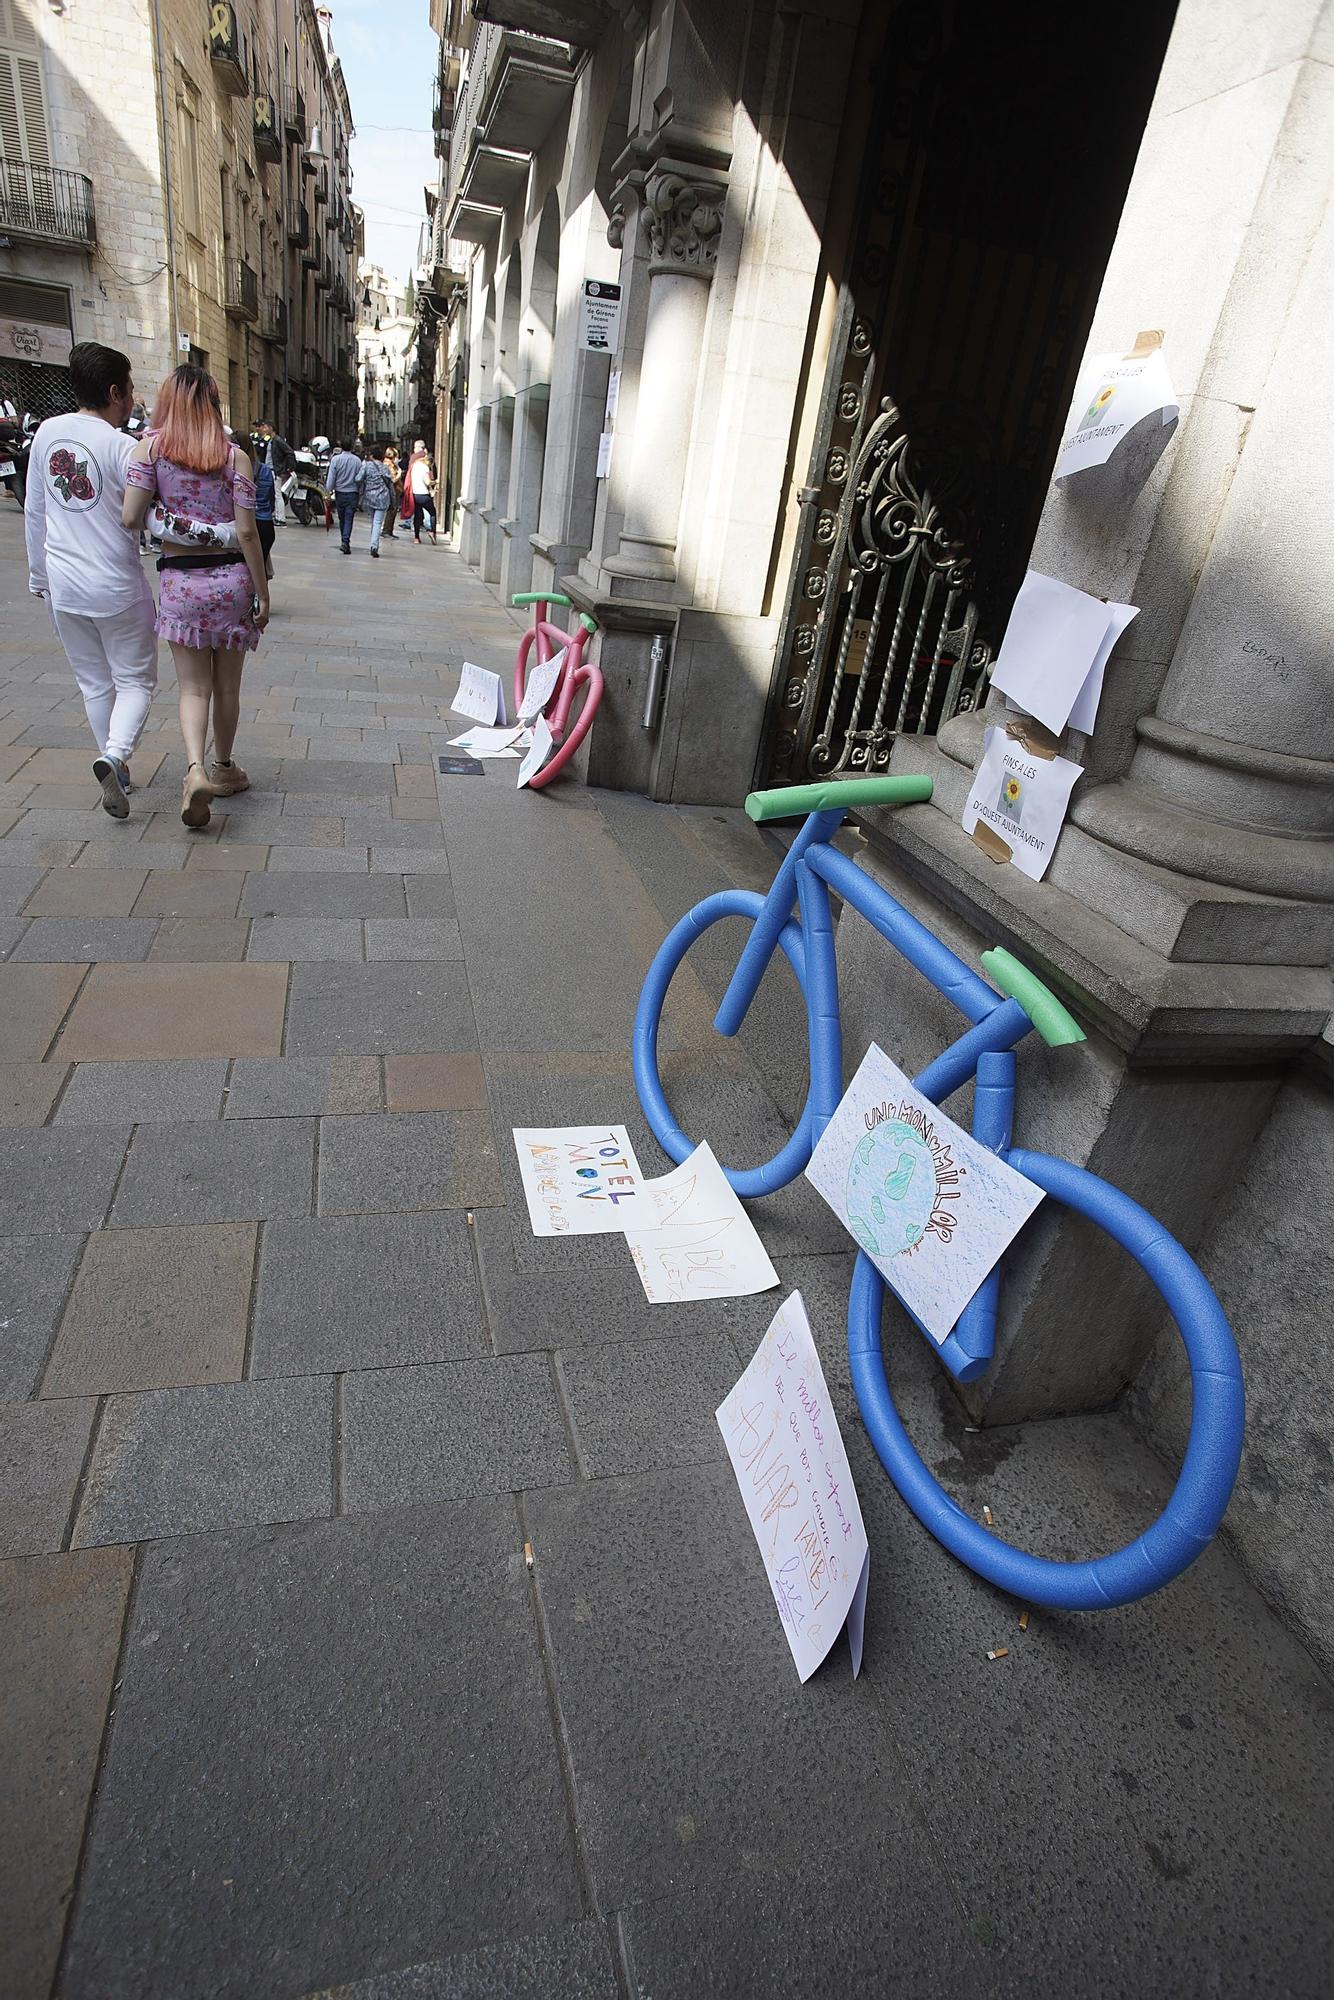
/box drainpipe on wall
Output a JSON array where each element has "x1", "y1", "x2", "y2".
[{"x1": 149, "y1": 0, "x2": 181, "y2": 360}]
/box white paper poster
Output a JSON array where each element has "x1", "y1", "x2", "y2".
[
  {"x1": 513, "y1": 1125, "x2": 646, "y2": 1236},
  {"x1": 516, "y1": 714, "x2": 555, "y2": 789},
  {"x1": 624, "y1": 1142, "x2": 780, "y2": 1304},
  {"x1": 961, "y1": 724, "x2": 1083, "y2": 882},
  {"x1": 577, "y1": 278, "x2": 621, "y2": 353},
  {"x1": 1066, "y1": 600, "x2": 1138, "y2": 736},
  {"x1": 989, "y1": 571, "x2": 1137, "y2": 737},
  {"x1": 448, "y1": 724, "x2": 528, "y2": 758},
  {"x1": 1054, "y1": 346, "x2": 1178, "y2": 481},
  {"x1": 595, "y1": 432, "x2": 613, "y2": 479},
  {"x1": 450, "y1": 661, "x2": 506, "y2": 726},
  {"x1": 806, "y1": 1045, "x2": 1044, "y2": 1343},
  {"x1": 518, "y1": 649, "x2": 566, "y2": 723},
  {"x1": 718, "y1": 1292, "x2": 869, "y2": 1682}
]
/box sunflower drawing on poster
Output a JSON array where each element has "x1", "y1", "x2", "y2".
[{"x1": 806, "y1": 1044, "x2": 1045, "y2": 1342}]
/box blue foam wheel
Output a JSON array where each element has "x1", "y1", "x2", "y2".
[{"x1": 848, "y1": 1149, "x2": 1245, "y2": 1610}]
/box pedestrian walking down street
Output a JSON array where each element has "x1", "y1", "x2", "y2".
[
  {"x1": 327, "y1": 439, "x2": 365, "y2": 553},
  {"x1": 254, "y1": 453, "x2": 277, "y2": 579},
  {"x1": 383, "y1": 445, "x2": 401, "y2": 537},
  {"x1": 122, "y1": 365, "x2": 269, "y2": 829},
  {"x1": 23, "y1": 340, "x2": 158, "y2": 820},
  {"x1": 361, "y1": 445, "x2": 395, "y2": 557},
  {"x1": 404, "y1": 440, "x2": 438, "y2": 544}
]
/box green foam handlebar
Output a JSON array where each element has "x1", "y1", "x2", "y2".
[
  {"x1": 580, "y1": 613, "x2": 599, "y2": 635},
  {"x1": 511, "y1": 591, "x2": 573, "y2": 608},
  {"x1": 980, "y1": 948, "x2": 1085, "y2": 1047},
  {"x1": 744, "y1": 774, "x2": 934, "y2": 823}
]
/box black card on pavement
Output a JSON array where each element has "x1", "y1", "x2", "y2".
[{"x1": 437, "y1": 755, "x2": 484, "y2": 776}]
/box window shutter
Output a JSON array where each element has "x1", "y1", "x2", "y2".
[
  {"x1": 15, "y1": 53, "x2": 46, "y2": 165},
  {"x1": 0, "y1": 56, "x2": 22, "y2": 161},
  {"x1": 0, "y1": 2, "x2": 38, "y2": 51}
]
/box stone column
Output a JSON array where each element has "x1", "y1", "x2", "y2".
[{"x1": 601, "y1": 157, "x2": 727, "y2": 582}]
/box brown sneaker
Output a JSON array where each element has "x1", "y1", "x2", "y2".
[
  {"x1": 181, "y1": 763, "x2": 212, "y2": 828},
  {"x1": 207, "y1": 759, "x2": 250, "y2": 796}
]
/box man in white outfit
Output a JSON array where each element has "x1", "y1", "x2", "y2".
[{"x1": 25, "y1": 341, "x2": 157, "y2": 819}]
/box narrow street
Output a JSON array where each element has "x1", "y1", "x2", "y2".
[{"x1": 1, "y1": 509, "x2": 1330, "y2": 2000}]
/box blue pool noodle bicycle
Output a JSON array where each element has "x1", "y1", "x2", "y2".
[{"x1": 633, "y1": 773, "x2": 1245, "y2": 1612}]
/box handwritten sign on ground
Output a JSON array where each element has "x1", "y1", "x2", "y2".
[
  {"x1": 623, "y1": 1141, "x2": 779, "y2": 1304},
  {"x1": 518, "y1": 649, "x2": 567, "y2": 724},
  {"x1": 962, "y1": 723, "x2": 1083, "y2": 881},
  {"x1": 517, "y1": 715, "x2": 555, "y2": 789},
  {"x1": 450, "y1": 661, "x2": 506, "y2": 726},
  {"x1": 449, "y1": 724, "x2": 528, "y2": 758},
  {"x1": 718, "y1": 1291, "x2": 869, "y2": 1682},
  {"x1": 513, "y1": 1125, "x2": 645, "y2": 1236},
  {"x1": 806, "y1": 1044, "x2": 1044, "y2": 1343}
]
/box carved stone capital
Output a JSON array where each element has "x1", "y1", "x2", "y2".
[{"x1": 639, "y1": 165, "x2": 725, "y2": 276}]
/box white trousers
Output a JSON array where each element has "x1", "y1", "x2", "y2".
[{"x1": 53, "y1": 598, "x2": 159, "y2": 765}]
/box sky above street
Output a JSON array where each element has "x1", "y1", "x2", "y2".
[{"x1": 334, "y1": 0, "x2": 439, "y2": 284}]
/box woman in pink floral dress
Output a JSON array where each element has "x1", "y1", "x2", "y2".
[{"x1": 122, "y1": 367, "x2": 269, "y2": 826}]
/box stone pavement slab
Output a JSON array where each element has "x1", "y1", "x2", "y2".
[
  {"x1": 130, "y1": 872, "x2": 243, "y2": 918},
  {"x1": 110, "y1": 1117, "x2": 316, "y2": 1228},
  {"x1": 364, "y1": 918, "x2": 463, "y2": 961},
  {"x1": 305, "y1": 1918, "x2": 621, "y2": 2000},
  {"x1": 0, "y1": 961, "x2": 86, "y2": 1060},
  {"x1": 0, "y1": 862, "x2": 45, "y2": 914},
  {"x1": 23, "y1": 868, "x2": 148, "y2": 916},
  {"x1": 0, "y1": 1396, "x2": 97, "y2": 1554},
  {"x1": 317, "y1": 1109, "x2": 500, "y2": 1213},
  {"x1": 250, "y1": 1211, "x2": 487, "y2": 1376},
  {"x1": 147, "y1": 917, "x2": 249, "y2": 961},
  {"x1": 239, "y1": 871, "x2": 406, "y2": 918},
  {"x1": 0, "y1": 1232, "x2": 85, "y2": 1399},
  {"x1": 54, "y1": 1058, "x2": 228, "y2": 1125},
  {"x1": 42, "y1": 1224, "x2": 255, "y2": 1397},
  {"x1": 404, "y1": 874, "x2": 457, "y2": 917},
  {"x1": 9, "y1": 917, "x2": 159, "y2": 963},
  {"x1": 0, "y1": 1125, "x2": 128, "y2": 1237},
  {"x1": 285, "y1": 961, "x2": 477, "y2": 1056},
  {"x1": 224, "y1": 1053, "x2": 382, "y2": 1119},
  {"x1": 341, "y1": 1354, "x2": 573, "y2": 1509},
  {"x1": 0, "y1": 1548, "x2": 133, "y2": 2000},
  {"x1": 72, "y1": 1376, "x2": 333, "y2": 1547},
  {"x1": 246, "y1": 916, "x2": 365, "y2": 961},
  {"x1": 56, "y1": 962, "x2": 287, "y2": 1061},
  {"x1": 0, "y1": 1059, "x2": 66, "y2": 1125},
  {"x1": 384, "y1": 1051, "x2": 486, "y2": 1112},
  {"x1": 60, "y1": 1503, "x2": 583, "y2": 1998},
  {"x1": 557, "y1": 1331, "x2": 741, "y2": 1478}
]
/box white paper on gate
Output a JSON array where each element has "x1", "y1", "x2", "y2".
[
  {"x1": 1066, "y1": 600, "x2": 1138, "y2": 736},
  {"x1": 806, "y1": 1044, "x2": 1045, "y2": 1342},
  {"x1": 624, "y1": 1142, "x2": 780, "y2": 1305},
  {"x1": 717, "y1": 1291, "x2": 869, "y2": 1682},
  {"x1": 516, "y1": 714, "x2": 555, "y2": 788},
  {"x1": 450, "y1": 661, "x2": 505, "y2": 725},
  {"x1": 449, "y1": 724, "x2": 528, "y2": 758},
  {"x1": 988, "y1": 571, "x2": 1120, "y2": 735},
  {"x1": 1054, "y1": 348, "x2": 1178, "y2": 481},
  {"x1": 961, "y1": 725, "x2": 1083, "y2": 882},
  {"x1": 518, "y1": 648, "x2": 566, "y2": 724},
  {"x1": 513, "y1": 1124, "x2": 646, "y2": 1235}
]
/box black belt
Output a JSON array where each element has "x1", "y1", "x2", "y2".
[{"x1": 156, "y1": 550, "x2": 247, "y2": 572}]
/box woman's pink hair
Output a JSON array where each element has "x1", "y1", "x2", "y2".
[{"x1": 149, "y1": 365, "x2": 228, "y2": 473}]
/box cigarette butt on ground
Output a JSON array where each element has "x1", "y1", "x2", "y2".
[
  {"x1": 982, "y1": 1505, "x2": 994, "y2": 1527},
  {"x1": 523, "y1": 1541, "x2": 534, "y2": 1570},
  {"x1": 466, "y1": 1210, "x2": 475, "y2": 1226},
  {"x1": 1019, "y1": 1609, "x2": 1031, "y2": 1631},
  {"x1": 987, "y1": 1647, "x2": 1010, "y2": 1662}
]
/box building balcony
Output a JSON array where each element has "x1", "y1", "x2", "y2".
[
  {"x1": 0, "y1": 160, "x2": 95, "y2": 249},
  {"x1": 208, "y1": 1, "x2": 249, "y2": 98},
  {"x1": 314, "y1": 258, "x2": 331, "y2": 291},
  {"x1": 224, "y1": 258, "x2": 259, "y2": 322},
  {"x1": 285, "y1": 201, "x2": 309, "y2": 246},
  {"x1": 474, "y1": 22, "x2": 577, "y2": 155},
  {"x1": 312, "y1": 166, "x2": 328, "y2": 208},
  {"x1": 259, "y1": 296, "x2": 287, "y2": 344},
  {"x1": 470, "y1": 0, "x2": 612, "y2": 46},
  {"x1": 284, "y1": 86, "x2": 306, "y2": 140},
  {"x1": 253, "y1": 94, "x2": 282, "y2": 164}
]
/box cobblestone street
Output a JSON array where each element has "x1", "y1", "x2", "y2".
[{"x1": 1, "y1": 508, "x2": 1331, "y2": 1999}]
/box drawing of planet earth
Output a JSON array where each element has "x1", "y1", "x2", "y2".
[{"x1": 845, "y1": 1119, "x2": 935, "y2": 1258}]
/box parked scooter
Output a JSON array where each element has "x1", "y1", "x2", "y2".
[
  {"x1": 286, "y1": 436, "x2": 330, "y2": 526},
  {"x1": 0, "y1": 411, "x2": 36, "y2": 508}
]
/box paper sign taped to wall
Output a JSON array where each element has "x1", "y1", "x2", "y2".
[
  {"x1": 718, "y1": 1291, "x2": 869, "y2": 1682},
  {"x1": 1054, "y1": 342, "x2": 1178, "y2": 480},
  {"x1": 961, "y1": 724, "x2": 1084, "y2": 881},
  {"x1": 624, "y1": 1142, "x2": 780, "y2": 1304},
  {"x1": 450, "y1": 661, "x2": 506, "y2": 725},
  {"x1": 989, "y1": 571, "x2": 1137, "y2": 736},
  {"x1": 513, "y1": 1124, "x2": 646, "y2": 1235},
  {"x1": 806, "y1": 1045, "x2": 1044, "y2": 1341}
]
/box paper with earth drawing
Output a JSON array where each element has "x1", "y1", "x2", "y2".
[
  {"x1": 513, "y1": 1125, "x2": 646, "y2": 1236},
  {"x1": 450, "y1": 660, "x2": 507, "y2": 726},
  {"x1": 623, "y1": 1141, "x2": 779, "y2": 1304},
  {"x1": 805, "y1": 1045, "x2": 1044, "y2": 1342},
  {"x1": 961, "y1": 723, "x2": 1084, "y2": 882},
  {"x1": 718, "y1": 1291, "x2": 869, "y2": 1682}
]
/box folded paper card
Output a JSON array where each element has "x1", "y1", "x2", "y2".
[
  {"x1": 806, "y1": 1044, "x2": 1044, "y2": 1342},
  {"x1": 450, "y1": 661, "x2": 506, "y2": 726},
  {"x1": 513, "y1": 1125, "x2": 646, "y2": 1235},
  {"x1": 989, "y1": 571, "x2": 1137, "y2": 736},
  {"x1": 718, "y1": 1291, "x2": 869, "y2": 1681},
  {"x1": 517, "y1": 715, "x2": 555, "y2": 789},
  {"x1": 1054, "y1": 343, "x2": 1178, "y2": 482},
  {"x1": 624, "y1": 1141, "x2": 780, "y2": 1304},
  {"x1": 962, "y1": 723, "x2": 1084, "y2": 881},
  {"x1": 518, "y1": 649, "x2": 567, "y2": 724},
  {"x1": 449, "y1": 724, "x2": 529, "y2": 758}
]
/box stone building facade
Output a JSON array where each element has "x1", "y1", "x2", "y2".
[
  {"x1": 0, "y1": 0, "x2": 357, "y2": 439},
  {"x1": 429, "y1": 0, "x2": 1334, "y2": 1669}
]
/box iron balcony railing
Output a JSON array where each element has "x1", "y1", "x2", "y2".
[
  {"x1": 285, "y1": 201, "x2": 309, "y2": 246},
  {"x1": 283, "y1": 85, "x2": 306, "y2": 140},
  {"x1": 224, "y1": 258, "x2": 259, "y2": 322},
  {"x1": 259, "y1": 296, "x2": 287, "y2": 344},
  {"x1": 0, "y1": 159, "x2": 95, "y2": 248}
]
